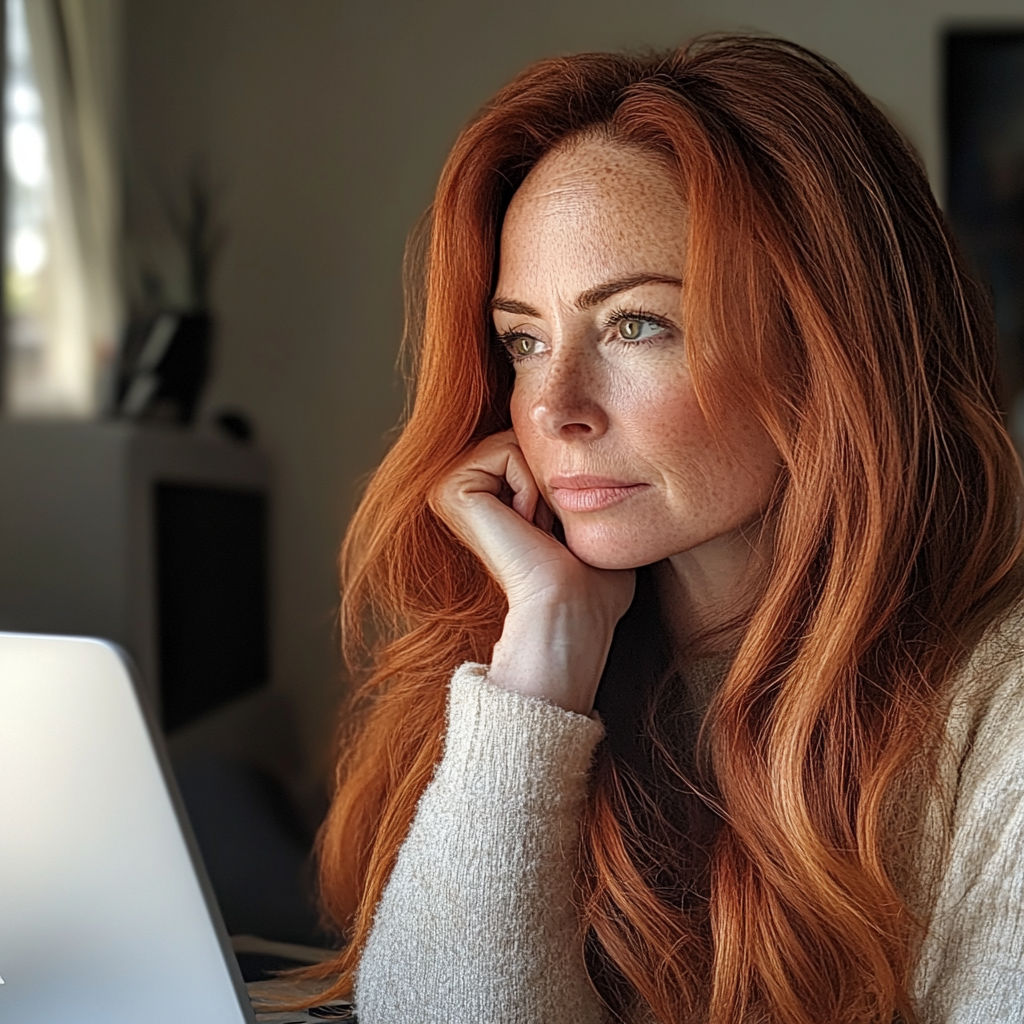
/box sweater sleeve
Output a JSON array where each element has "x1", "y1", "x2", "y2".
[
  {"x1": 354, "y1": 662, "x2": 614, "y2": 1024},
  {"x1": 913, "y1": 652, "x2": 1024, "y2": 1024}
]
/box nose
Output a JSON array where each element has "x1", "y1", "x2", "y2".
[{"x1": 527, "y1": 349, "x2": 609, "y2": 440}]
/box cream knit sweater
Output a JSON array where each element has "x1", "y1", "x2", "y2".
[{"x1": 354, "y1": 611, "x2": 1024, "y2": 1023}]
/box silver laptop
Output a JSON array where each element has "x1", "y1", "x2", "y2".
[{"x1": 0, "y1": 632, "x2": 347, "y2": 1023}]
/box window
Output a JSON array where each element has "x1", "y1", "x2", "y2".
[{"x1": 4, "y1": 0, "x2": 121, "y2": 417}]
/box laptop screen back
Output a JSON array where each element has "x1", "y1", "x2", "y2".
[{"x1": 0, "y1": 633, "x2": 253, "y2": 1023}]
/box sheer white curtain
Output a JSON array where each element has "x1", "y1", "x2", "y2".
[{"x1": 7, "y1": 0, "x2": 122, "y2": 415}]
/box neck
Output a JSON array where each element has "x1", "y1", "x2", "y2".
[{"x1": 657, "y1": 519, "x2": 774, "y2": 656}]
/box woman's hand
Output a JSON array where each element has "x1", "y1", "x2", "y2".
[{"x1": 431, "y1": 430, "x2": 635, "y2": 715}]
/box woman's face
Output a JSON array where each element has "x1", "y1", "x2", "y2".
[{"x1": 494, "y1": 135, "x2": 780, "y2": 571}]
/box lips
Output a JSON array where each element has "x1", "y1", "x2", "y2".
[{"x1": 547, "y1": 475, "x2": 649, "y2": 513}]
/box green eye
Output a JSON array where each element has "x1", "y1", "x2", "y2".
[
  {"x1": 616, "y1": 317, "x2": 666, "y2": 342},
  {"x1": 500, "y1": 333, "x2": 541, "y2": 361}
]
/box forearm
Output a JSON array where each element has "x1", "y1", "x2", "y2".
[{"x1": 354, "y1": 663, "x2": 613, "y2": 1024}]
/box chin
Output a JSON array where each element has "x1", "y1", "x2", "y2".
[{"x1": 561, "y1": 521, "x2": 666, "y2": 571}]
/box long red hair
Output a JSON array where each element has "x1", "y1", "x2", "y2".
[{"x1": 305, "y1": 37, "x2": 1024, "y2": 1023}]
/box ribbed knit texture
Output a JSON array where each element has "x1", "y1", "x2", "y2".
[
  {"x1": 911, "y1": 616, "x2": 1024, "y2": 1022},
  {"x1": 355, "y1": 617, "x2": 1024, "y2": 1023},
  {"x1": 354, "y1": 663, "x2": 611, "y2": 1023}
]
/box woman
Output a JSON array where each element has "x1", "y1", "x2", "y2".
[{"x1": 306, "y1": 36, "x2": 1024, "y2": 1024}]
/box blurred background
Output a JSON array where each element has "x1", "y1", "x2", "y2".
[{"x1": 2, "y1": 0, "x2": 1024, "y2": 960}]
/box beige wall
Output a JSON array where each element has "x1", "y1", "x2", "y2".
[{"x1": 123, "y1": 0, "x2": 1024, "y2": 770}]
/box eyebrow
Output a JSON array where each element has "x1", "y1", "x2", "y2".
[{"x1": 489, "y1": 273, "x2": 682, "y2": 318}]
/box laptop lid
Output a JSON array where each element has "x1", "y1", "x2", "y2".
[{"x1": 0, "y1": 632, "x2": 256, "y2": 1023}]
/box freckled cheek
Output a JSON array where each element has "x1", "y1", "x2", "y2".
[
  {"x1": 615, "y1": 384, "x2": 712, "y2": 467},
  {"x1": 509, "y1": 383, "x2": 532, "y2": 442},
  {"x1": 638, "y1": 399, "x2": 780, "y2": 523}
]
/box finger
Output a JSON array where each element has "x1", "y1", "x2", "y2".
[
  {"x1": 503, "y1": 445, "x2": 540, "y2": 523},
  {"x1": 430, "y1": 434, "x2": 514, "y2": 511},
  {"x1": 430, "y1": 433, "x2": 547, "y2": 568}
]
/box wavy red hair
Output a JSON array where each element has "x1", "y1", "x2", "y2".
[{"x1": 303, "y1": 37, "x2": 1024, "y2": 1024}]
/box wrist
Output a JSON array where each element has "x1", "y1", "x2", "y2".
[{"x1": 489, "y1": 598, "x2": 617, "y2": 716}]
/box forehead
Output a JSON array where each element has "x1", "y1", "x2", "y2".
[{"x1": 497, "y1": 137, "x2": 687, "y2": 293}]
